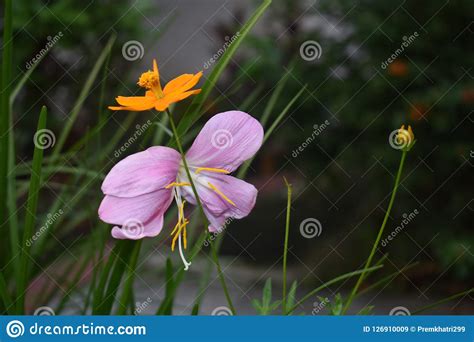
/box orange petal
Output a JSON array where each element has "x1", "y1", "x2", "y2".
[
  {"x1": 163, "y1": 72, "x2": 203, "y2": 95},
  {"x1": 163, "y1": 89, "x2": 201, "y2": 105},
  {"x1": 110, "y1": 95, "x2": 156, "y2": 111}
]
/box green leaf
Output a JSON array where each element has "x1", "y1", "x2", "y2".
[
  {"x1": 117, "y1": 240, "x2": 142, "y2": 315},
  {"x1": 17, "y1": 106, "x2": 47, "y2": 314},
  {"x1": 0, "y1": 0, "x2": 13, "y2": 283},
  {"x1": 173, "y1": 0, "x2": 272, "y2": 143},
  {"x1": 52, "y1": 34, "x2": 116, "y2": 159},
  {"x1": 286, "y1": 264, "x2": 383, "y2": 315}
]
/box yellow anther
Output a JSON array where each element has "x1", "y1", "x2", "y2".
[
  {"x1": 195, "y1": 167, "x2": 230, "y2": 175},
  {"x1": 165, "y1": 182, "x2": 191, "y2": 189},
  {"x1": 207, "y1": 182, "x2": 236, "y2": 206},
  {"x1": 137, "y1": 71, "x2": 159, "y2": 89},
  {"x1": 171, "y1": 201, "x2": 189, "y2": 251}
]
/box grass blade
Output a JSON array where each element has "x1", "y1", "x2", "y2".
[
  {"x1": 17, "y1": 106, "x2": 47, "y2": 314},
  {"x1": 286, "y1": 265, "x2": 383, "y2": 315},
  {"x1": 282, "y1": 178, "x2": 292, "y2": 314},
  {"x1": 174, "y1": 0, "x2": 272, "y2": 142},
  {"x1": 0, "y1": 0, "x2": 13, "y2": 273},
  {"x1": 117, "y1": 240, "x2": 142, "y2": 315},
  {"x1": 52, "y1": 34, "x2": 116, "y2": 159}
]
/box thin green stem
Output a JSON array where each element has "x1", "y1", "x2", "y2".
[
  {"x1": 342, "y1": 151, "x2": 407, "y2": 314},
  {"x1": 165, "y1": 109, "x2": 236, "y2": 314},
  {"x1": 211, "y1": 241, "x2": 236, "y2": 315},
  {"x1": 412, "y1": 288, "x2": 474, "y2": 315},
  {"x1": 286, "y1": 265, "x2": 383, "y2": 315},
  {"x1": 282, "y1": 177, "x2": 292, "y2": 314}
]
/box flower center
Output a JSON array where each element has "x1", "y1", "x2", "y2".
[{"x1": 137, "y1": 71, "x2": 164, "y2": 98}]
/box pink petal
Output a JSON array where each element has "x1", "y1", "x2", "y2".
[
  {"x1": 185, "y1": 111, "x2": 264, "y2": 172},
  {"x1": 102, "y1": 146, "x2": 180, "y2": 198},
  {"x1": 98, "y1": 189, "x2": 173, "y2": 226},
  {"x1": 111, "y1": 211, "x2": 165, "y2": 240},
  {"x1": 181, "y1": 174, "x2": 258, "y2": 232}
]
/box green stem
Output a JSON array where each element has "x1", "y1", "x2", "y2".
[
  {"x1": 282, "y1": 178, "x2": 292, "y2": 314},
  {"x1": 211, "y1": 241, "x2": 236, "y2": 315},
  {"x1": 117, "y1": 240, "x2": 142, "y2": 315},
  {"x1": 165, "y1": 109, "x2": 236, "y2": 314},
  {"x1": 286, "y1": 265, "x2": 383, "y2": 315},
  {"x1": 412, "y1": 288, "x2": 474, "y2": 315},
  {"x1": 342, "y1": 151, "x2": 407, "y2": 314}
]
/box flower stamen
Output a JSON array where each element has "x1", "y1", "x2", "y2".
[
  {"x1": 165, "y1": 182, "x2": 191, "y2": 189},
  {"x1": 195, "y1": 167, "x2": 230, "y2": 175},
  {"x1": 207, "y1": 182, "x2": 236, "y2": 206}
]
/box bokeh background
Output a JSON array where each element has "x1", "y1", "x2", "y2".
[{"x1": 4, "y1": 0, "x2": 473, "y2": 314}]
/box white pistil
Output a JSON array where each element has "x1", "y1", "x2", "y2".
[{"x1": 178, "y1": 234, "x2": 191, "y2": 271}]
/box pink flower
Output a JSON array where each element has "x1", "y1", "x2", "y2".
[{"x1": 98, "y1": 111, "x2": 263, "y2": 269}]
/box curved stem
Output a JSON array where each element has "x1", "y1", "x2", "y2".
[
  {"x1": 282, "y1": 178, "x2": 292, "y2": 314},
  {"x1": 342, "y1": 151, "x2": 407, "y2": 314},
  {"x1": 165, "y1": 109, "x2": 236, "y2": 313}
]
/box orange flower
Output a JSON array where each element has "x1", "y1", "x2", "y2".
[{"x1": 109, "y1": 59, "x2": 202, "y2": 112}]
